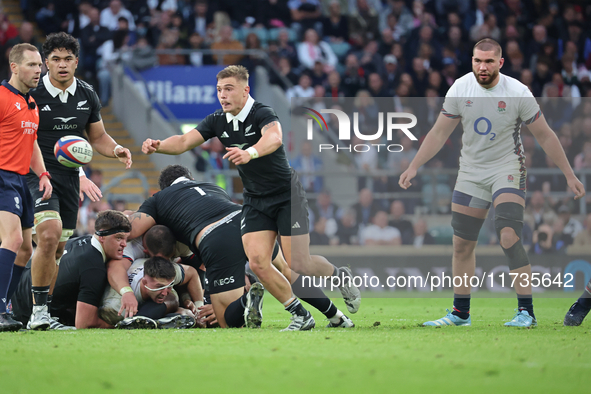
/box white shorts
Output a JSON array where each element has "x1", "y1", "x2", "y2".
[{"x1": 454, "y1": 162, "x2": 526, "y2": 205}]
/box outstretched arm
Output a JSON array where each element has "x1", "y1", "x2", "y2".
[
  {"x1": 527, "y1": 113, "x2": 585, "y2": 200},
  {"x1": 87, "y1": 120, "x2": 132, "y2": 169},
  {"x1": 142, "y1": 128, "x2": 206, "y2": 155}
]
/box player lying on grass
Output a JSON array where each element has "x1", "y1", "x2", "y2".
[
  {"x1": 101, "y1": 225, "x2": 204, "y2": 329},
  {"x1": 11, "y1": 210, "x2": 130, "y2": 329}
]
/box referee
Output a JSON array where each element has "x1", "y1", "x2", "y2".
[
  {"x1": 0, "y1": 44, "x2": 52, "y2": 331},
  {"x1": 24, "y1": 32, "x2": 132, "y2": 331},
  {"x1": 143, "y1": 65, "x2": 361, "y2": 330}
]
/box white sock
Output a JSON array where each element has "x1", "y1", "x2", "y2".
[{"x1": 328, "y1": 309, "x2": 344, "y2": 324}]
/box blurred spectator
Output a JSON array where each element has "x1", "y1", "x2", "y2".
[
  {"x1": 386, "y1": 135, "x2": 416, "y2": 175},
  {"x1": 341, "y1": 53, "x2": 366, "y2": 96},
  {"x1": 188, "y1": 0, "x2": 214, "y2": 38},
  {"x1": 6, "y1": 22, "x2": 41, "y2": 51},
  {"x1": 322, "y1": 0, "x2": 348, "y2": 42},
  {"x1": 409, "y1": 57, "x2": 428, "y2": 96},
  {"x1": 97, "y1": 25, "x2": 134, "y2": 104},
  {"x1": 80, "y1": 8, "x2": 112, "y2": 78},
  {"x1": 100, "y1": 0, "x2": 136, "y2": 31},
  {"x1": 147, "y1": 0, "x2": 178, "y2": 16},
  {"x1": 201, "y1": 137, "x2": 232, "y2": 190},
  {"x1": 378, "y1": 27, "x2": 395, "y2": 57},
  {"x1": 289, "y1": 0, "x2": 322, "y2": 35},
  {"x1": 286, "y1": 73, "x2": 315, "y2": 102},
  {"x1": 240, "y1": 32, "x2": 265, "y2": 72},
  {"x1": 0, "y1": 12, "x2": 18, "y2": 46},
  {"x1": 257, "y1": 0, "x2": 292, "y2": 28},
  {"x1": 388, "y1": 200, "x2": 413, "y2": 245},
  {"x1": 387, "y1": 0, "x2": 414, "y2": 40},
  {"x1": 310, "y1": 217, "x2": 330, "y2": 245},
  {"x1": 311, "y1": 189, "x2": 342, "y2": 224},
  {"x1": 382, "y1": 54, "x2": 399, "y2": 96},
  {"x1": 297, "y1": 28, "x2": 337, "y2": 71},
  {"x1": 156, "y1": 29, "x2": 186, "y2": 65},
  {"x1": 270, "y1": 56, "x2": 299, "y2": 90},
  {"x1": 470, "y1": 13, "x2": 500, "y2": 43},
  {"x1": 557, "y1": 204, "x2": 583, "y2": 245},
  {"x1": 367, "y1": 72, "x2": 388, "y2": 99},
  {"x1": 276, "y1": 28, "x2": 299, "y2": 67},
  {"x1": 349, "y1": 0, "x2": 380, "y2": 41},
  {"x1": 573, "y1": 213, "x2": 591, "y2": 246},
  {"x1": 357, "y1": 40, "x2": 383, "y2": 76},
  {"x1": 336, "y1": 209, "x2": 359, "y2": 245},
  {"x1": 524, "y1": 190, "x2": 557, "y2": 231},
  {"x1": 463, "y1": 0, "x2": 495, "y2": 33},
  {"x1": 126, "y1": 36, "x2": 158, "y2": 70},
  {"x1": 574, "y1": 140, "x2": 591, "y2": 170},
  {"x1": 310, "y1": 60, "x2": 328, "y2": 86},
  {"x1": 35, "y1": 2, "x2": 62, "y2": 35},
  {"x1": 186, "y1": 32, "x2": 210, "y2": 66},
  {"x1": 352, "y1": 188, "x2": 381, "y2": 227},
  {"x1": 211, "y1": 25, "x2": 244, "y2": 65},
  {"x1": 324, "y1": 70, "x2": 345, "y2": 99},
  {"x1": 412, "y1": 218, "x2": 434, "y2": 247},
  {"x1": 529, "y1": 223, "x2": 567, "y2": 255},
  {"x1": 291, "y1": 141, "x2": 323, "y2": 192},
  {"x1": 361, "y1": 211, "x2": 401, "y2": 246},
  {"x1": 171, "y1": 12, "x2": 190, "y2": 47}
]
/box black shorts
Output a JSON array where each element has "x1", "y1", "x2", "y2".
[
  {"x1": 241, "y1": 176, "x2": 309, "y2": 237},
  {"x1": 0, "y1": 169, "x2": 34, "y2": 228},
  {"x1": 198, "y1": 214, "x2": 246, "y2": 295},
  {"x1": 26, "y1": 171, "x2": 80, "y2": 230}
]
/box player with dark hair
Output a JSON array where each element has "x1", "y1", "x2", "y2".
[
  {"x1": 399, "y1": 38, "x2": 585, "y2": 327},
  {"x1": 0, "y1": 44, "x2": 52, "y2": 332},
  {"x1": 100, "y1": 225, "x2": 203, "y2": 329},
  {"x1": 23, "y1": 32, "x2": 133, "y2": 330},
  {"x1": 12, "y1": 210, "x2": 131, "y2": 329},
  {"x1": 142, "y1": 65, "x2": 360, "y2": 331}
]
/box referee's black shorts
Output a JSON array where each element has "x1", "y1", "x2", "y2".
[
  {"x1": 241, "y1": 176, "x2": 309, "y2": 237},
  {"x1": 26, "y1": 171, "x2": 80, "y2": 231},
  {"x1": 198, "y1": 213, "x2": 246, "y2": 295}
]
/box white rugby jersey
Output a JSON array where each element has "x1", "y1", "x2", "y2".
[{"x1": 442, "y1": 72, "x2": 541, "y2": 169}]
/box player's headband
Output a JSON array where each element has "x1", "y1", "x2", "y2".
[
  {"x1": 95, "y1": 227, "x2": 130, "y2": 237},
  {"x1": 144, "y1": 279, "x2": 175, "y2": 292}
]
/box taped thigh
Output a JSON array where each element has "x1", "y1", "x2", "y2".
[{"x1": 451, "y1": 211, "x2": 485, "y2": 241}]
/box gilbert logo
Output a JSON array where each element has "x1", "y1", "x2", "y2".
[{"x1": 303, "y1": 107, "x2": 418, "y2": 153}]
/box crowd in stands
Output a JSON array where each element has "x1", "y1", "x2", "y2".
[{"x1": 5, "y1": 0, "x2": 591, "y2": 248}]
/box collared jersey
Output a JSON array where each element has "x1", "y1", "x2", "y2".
[
  {"x1": 30, "y1": 74, "x2": 101, "y2": 174},
  {"x1": 0, "y1": 80, "x2": 39, "y2": 175},
  {"x1": 442, "y1": 72, "x2": 540, "y2": 169},
  {"x1": 196, "y1": 98, "x2": 292, "y2": 197}
]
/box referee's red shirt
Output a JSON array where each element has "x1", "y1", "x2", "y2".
[{"x1": 0, "y1": 81, "x2": 39, "y2": 175}]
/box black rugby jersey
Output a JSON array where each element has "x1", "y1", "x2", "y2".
[
  {"x1": 196, "y1": 98, "x2": 293, "y2": 197},
  {"x1": 30, "y1": 74, "x2": 101, "y2": 175},
  {"x1": 51, "y1": 235, "x2": 109, "y2": 311},
  {"x1": 138, "y1": 179, "x2": 241, "y2": 248}
]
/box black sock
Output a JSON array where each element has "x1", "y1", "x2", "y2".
[
  {"x1": 224, "y1": 293, "x2": 247, "y2": 328},
  {"x1": 332, "y1": 266, "x2": 340, "y2": 277},
  {"x1": 0, "y1": 248, "x2": 17, "y2": 313},
  {"x1": 451, "y1": 294, "x2": 470, "y2": 319},
  {"x1": 292, "y1": 275, "x2": 337, "y2": 318},
  {"x1": 578, "y1": 280, "x2": 591, "y2": 309},
  {"x1": 517, "y1": 295, "x2": 535, "y2": 319},
  {"x1": 47, "y1": 294, "x2": 53, "y2": 315},
  {"x1": 32, "y1": 285, "x2": 50, "y2": 307},
  {"x1": 7, "y1": 264, "x2": 25, "y2": 303},
  {"x1": 137, "y1": 300, "x2": 167, "y2": 319},
  {"x1": 285, "y1": 298, "x2": 307, "y2": 317}
]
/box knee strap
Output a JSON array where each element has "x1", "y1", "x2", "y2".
[
  {"x1": 451, "y1": 211, "x2": 485, "y2": 241},
  {"x1": 495, "y1": 202, "x2": 529, "y2": 270}
]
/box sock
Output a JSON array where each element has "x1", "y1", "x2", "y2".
[
  {"x1": 0, "y1": 248, "x2": 17, "y2": 313},
  {"x1": 331, "y1": 266, "x2": 342, "y2": 287},
  {"x1": 285, "y1": 298, "x2": 307, "y2": 317},
  {"x1": 47, "y1": 294, "x2": 53, "y2": 315},
  {"x1": 292, "y1": 274, "x2": 337, "y2": 318},
  {"x1": 328, "y1": 309, "x2": 344, "y2": 324},
  {"x1": 332, "y1": 266, "x2": 340, "y2": 277},
  {"x1": 224, "y1": 293, "x2": 247, "y2": 328},
  {"x1": 137, "y1": 300, "x2": 167, "y2": 319},
  {"x1": 32, "y1": 285, "x2": 50, "y2": 307},
  {"x1": 451, "y1": 294, "x2": 470, "y2": 319},
  {"x1": 578, "y1": 280, "x2": 591, "y2": 309},
  {"x1": 7, "y1": 264, "x2": 25, "y2": 302},
  {"x1": 517, "y1": 295, "x2": 535, "y2": 319}
]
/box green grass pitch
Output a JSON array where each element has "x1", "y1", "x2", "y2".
[{"x1": 1, "y1": 296, "x2": 588, "y2": 394}]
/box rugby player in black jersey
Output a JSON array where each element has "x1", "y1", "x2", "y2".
[
  {"x1": 12, "y1": 210, "x2": 131, "y2": 329},
  {"x1": 21, "y1": 33, "x2": 132, "y2": 331},
  {"x1": 142, "y1": 65, "x2": 360, "y2": 330}
]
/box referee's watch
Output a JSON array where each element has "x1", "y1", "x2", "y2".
[{"x1": 39, "y1": 171, "x2": 51, "y2": 180}]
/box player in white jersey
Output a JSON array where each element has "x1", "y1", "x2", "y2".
[{"x1": 399, "y1": 39, "x2": 585, "y2": 328}]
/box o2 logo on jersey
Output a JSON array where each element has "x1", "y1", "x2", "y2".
[{"x1": 474, "y1": 117, "x2": 496, "y2": 141}]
